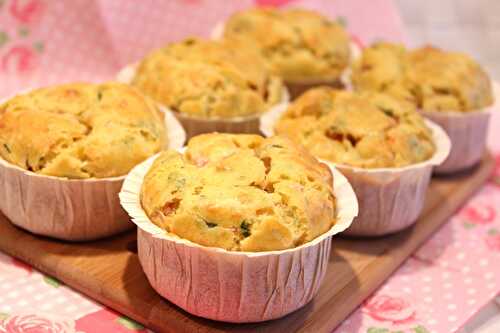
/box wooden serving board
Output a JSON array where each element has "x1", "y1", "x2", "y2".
[{"x1": 0, "y1": 153, "x2": 495, "y2": 333}]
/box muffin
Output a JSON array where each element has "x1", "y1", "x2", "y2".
[
  {"x1": 0, "y1": 82, "x2": 184, "y2": 240},
  {"x1": 265, "y1": 87, "x2": 450, "y2": 236},
  {"x1": 119, "y1": 133, "x2": 358, "y2": 322},
  {"x1": 352, "y1": 43, "x2": 494, "y2": 173},
  {"x1": 129, "y1": 38, "x2": 286, "y2": 139},
  {"x1": 222, "y1": 7, "x2": 351, "y2": 98}
]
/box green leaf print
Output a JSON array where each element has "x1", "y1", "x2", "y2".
[
  {"x1": 463, "y1": 221, "x2": 476, "y2": 229},
  {"x1": 0, "y1": 313, "x2": 8, "y2": 321},
  {"x1": 488, "y1": 228, "x2": 499, "y2": 235},
  {"x1": 413, "y1": 325, "x2": 431, "y2": 333},
  {"x1": 0, "y1": 31, "x2": 8, "y2": 48},
  {"x1": 336, "y1": 16, "x2": 347, "y2": 27},
  {"x1": 33, "y1": 41, "x2": 44, "y2": 53},
  {"x1": 43, "y1": 275, "x2": 61, "y2": 288},
  {"x1": 18, "y1": 27, "x2": 29, "y2": 37},
  {"x1": 117, "y1": 316, "x2": 144, "y2": 330},
  {"x1": 367, "y1": 328, "x2": 390, "y2": 333}
]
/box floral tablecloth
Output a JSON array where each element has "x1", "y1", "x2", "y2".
[{"x1": 0, "y1": 1, "x2": 499, "y2": 332}]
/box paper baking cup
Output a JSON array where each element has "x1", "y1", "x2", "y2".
[
  {"x1": 119, "y1": 152, "x2": 358, "y2": 322},
  {"x1": 116, "y1": 63, "x2": 290, "y2": 140},
  {"x1": 260, "y1": 105, "x2": 450, "y2": 236},
  {"x1": 421, "y1": 107, "x2": 492, "y2": 174},
  {"x1": 211, "y1": 21, "x2": 361, "y2": 100},
  {"x1": 0, "y1": 96, "x2": 186, "y2": 241}
]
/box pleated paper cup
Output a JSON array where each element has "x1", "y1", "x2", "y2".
[
  {"x1": 119, "y1": 151, "x2": 358, "y2": 323},
  {"x1": 420, "y1": 107, "x2": 491, "y2": 174},
  {"x1": 116, "y1": 63, "x2": 290, "y2": 140},
  {"x1": 211, "y1": 21, "x2": 361, "y2": 100},
  {"x1": 260, "y1": 104, "x2": 451, "y2": 237},
  {"x1": 0, "y1": 98, "x2": 186, "y2": 241}
]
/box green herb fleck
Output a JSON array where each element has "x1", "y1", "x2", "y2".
[
  {"x1": 378, "y1": 106, "x2": 395, "y2": 118},
  {"x1": 271, "y1": 144, "x2": 283, "y2": 148},
  {"x1": 116, "y1": 317, "x2": 144, "y2": 330},
  {"x1": 241, "y1": 221, "x2": 251, "y2": 237},
  {"x1": 175, "y1": 178, "x2": 186, "y2": 189},
  {"x1": 3, "y1": 144, "x2": 10, "y2": 153},
  {"x1": 43, "y1": 275, "x2": 61, "y2": 288},
  {"x1": 97, "y1": 91, "x2": 103, "y2": 101}
]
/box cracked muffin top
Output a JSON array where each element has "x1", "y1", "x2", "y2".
[
  {"x1": 222, "y1": 7, "x2": 351, "y2": 83},
  {"x1": 351, "y1": 43, "x2": 494, "y2": 112},
  {"x1": 132, "y1": 38, "x2": 284, "y2": 118},
  {"x1": 141, "y1": 133, "x2": 336, "y2": 252},
  {"x1": 0, "y1": 82, "x2": 167, "y2": 179},
  {"x1": 274, "y1": 87, "x2": 436, "y2": 168}
]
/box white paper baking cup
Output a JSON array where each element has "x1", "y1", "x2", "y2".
[
  {"x1": 211, "y1": 21, "x2": 361, "y2": 99},
  {"x1": 119, "y1": 150, "x2": 358, "y2": 322},
  {"x1": 260, "y1": 103, "x2": 451, "y2": 236},
  {"x1": 420, "y1": 84, "x2": 498, "y2": 175},
  {"x1": 0, "y1": 93, "x2": 186, "y2": 241},
  {"x1": 421, "y1": 108, "x2": 491, "y2": 174},
  {"x1": 116, "y1": 63, "x2": 290, "y2": 140}
]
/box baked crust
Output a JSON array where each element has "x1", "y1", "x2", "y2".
[
  {"x1": 140, "y1": 133, "x2": 336, "y2": 252},
  {"x1": 223, "y1": 7, "x2": 351, "y2": 83},
  {"x1": 0, "y1": 82, "x2": 167, "y2": 178},
  {"x1": 275, "y1": 87, "x2": 436, "y2": 168}
]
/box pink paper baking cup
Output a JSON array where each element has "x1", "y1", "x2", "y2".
[
  {"x1": 116, "y1": 64, "x2": 290, "y2": 140},
  {"x1": 119, "y1": 151, "x2": 358, "y2": 323},
  {"x1": 421, "y1": 108, "x2": 492, "y2": 174},
  {"x1": 0, "y1": 96, "x2": 186, "y2": 241},
  {"x1": 260, "y1": 105, "x2": 451, "y2": 237}
]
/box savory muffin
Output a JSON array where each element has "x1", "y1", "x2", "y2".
[
  {"x1": 0, "y1": 82, "x2": 167, "y2": 178},
  {"x1": 351, "y1": 43, "x2": 494, "y2": 112},
  {"x1": 132, "y1": 38, "x2": 283, "y2": 118},
  {"x1": 140, "y1": 133, "x2": 336, "y2": 252},
  {"x1": 274, "y1": 87, "x2": 436, "y2": 168},
  {"x1": 222, "y1": 7, "x2": 351, "y2": 85}
]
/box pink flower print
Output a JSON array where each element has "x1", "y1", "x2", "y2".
[
  {"x1": 1, "y1": 45, "x2": 37, "y2": 73},
  {"x1": 76, "y1": 309, "x2": 145, "y2": 332},
  {"x1": 362, "y1": 295, "x2": 416, "y2": 326},
  {"x1": 485, "y1": 232, "x2": 500, "y2": 251},
  {"x1": 460, "y1": 203, "x2": 496, "y2": 226},
  {"x1": 9, "y1": 0, "x2": 45, "y2": 25},
  {"x1": 254, "y1": 0, "x2": 296, "y2": 7},
  {"x1": 0, "y1": 313, "x2": 79, "y2": 333}
]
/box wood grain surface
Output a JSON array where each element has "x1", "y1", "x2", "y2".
[{"x1": 0, "y1": 153, "x2": 495, "y2": 333}]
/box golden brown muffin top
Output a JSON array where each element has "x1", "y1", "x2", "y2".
[
  {"x1": 141, "y1": 133, "x2": 336, "y2": 252},
  {"x1": 274, "y1": 87, "x2": 436, "y2": 168},
  {"x1": 132, "y1": 38, "x2": 284, "y2": 118},
  {"x1": 0, "y1": 82, "x2": 167, "y2": 178},
  {"x1": 351, "y1": 43, "x2": 494, "y2": 112},
  {"x1": 223, "y1": 7, "x2": 351, "y2": 83}
]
